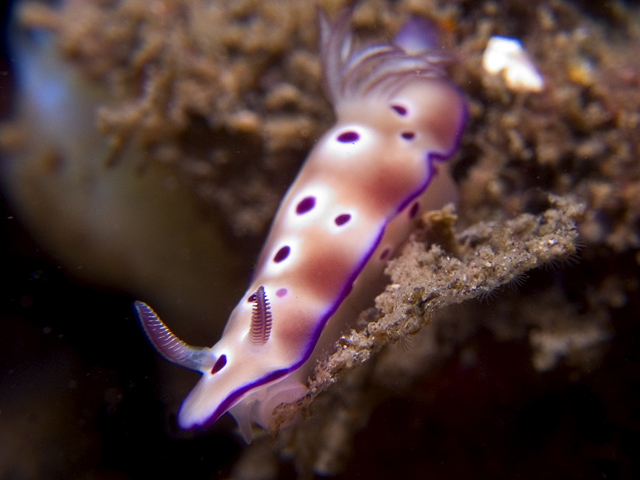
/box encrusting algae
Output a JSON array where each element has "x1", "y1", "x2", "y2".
[{"x1": 1, "y1": 0, "x2": 639, "y2": 479}]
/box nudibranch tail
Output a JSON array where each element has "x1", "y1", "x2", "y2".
[
  {"x1": 249, "y1": 286, "x2": 273, "y2": 346},
  {"x1": 392, "y1": 17, "x2": 439, "y2": 54},
  {"x1": 134, "y1": 301, "x2": 213, "y2": 371}
]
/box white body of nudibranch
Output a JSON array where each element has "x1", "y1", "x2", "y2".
[{"x1": 135, "y1": 9, "x2": 467, "y2": 441}]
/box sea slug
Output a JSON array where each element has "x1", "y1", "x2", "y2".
[{"x1": 135, "y1": 8, "x2": 466, "y2": 442}]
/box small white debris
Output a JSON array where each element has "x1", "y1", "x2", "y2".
[{"x1": 482, "y1": 36, "x2": 544, "y2": 92}]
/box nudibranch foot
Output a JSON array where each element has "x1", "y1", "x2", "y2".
[{"x1": 228, "y1": 378, "x2": 308, "y2": 443}]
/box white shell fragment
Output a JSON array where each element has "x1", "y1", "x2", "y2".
[{"x1": 482, "y1": 36, "x2": 544, "y2": 92}]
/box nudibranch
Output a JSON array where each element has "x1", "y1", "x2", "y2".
[{"x1": 135, "y1": 8, "x2": 466, "y2": 441}]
